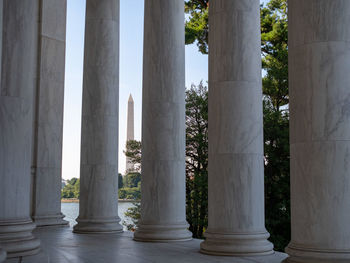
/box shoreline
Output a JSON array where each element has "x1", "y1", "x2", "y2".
[{"x1": 61, "y1": 199, "x2": 140, "y2": 203}]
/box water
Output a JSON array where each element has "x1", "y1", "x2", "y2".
[{"x1": 61, "y1": 202, "x2": 136, "y2": 230}]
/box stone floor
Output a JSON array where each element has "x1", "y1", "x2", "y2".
[{"x1": 5, "y1": 227, "x2": 287, "y2": 263}]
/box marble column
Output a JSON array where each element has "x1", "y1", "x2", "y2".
[
  {"x1": 286, "y1": 1, "x2": 350, "y2": 262},
  {"x1": 0, "y1": 3, "x2": 3, "y2": 262},
  {"x1": 0, "y1": 0, "x2": 40, "y2": 258},
  {"x1": 133, "y1": 0, "x2": 192, "y2": 242},
  {"x1": 31, "y1": 0, "x2": 68, "y2": 227},
  {"x1": 0, "y1": 249, "x2": 5, "y2": 262},
  {"x1": 73, "y1": 0, "x2": 122, "y2": 234},
  {"x1": 0, "y1": 0, "x2": 2, "y2": 85},
  {"x1": 200, "y1": 0, "x2": 273, "y2": 256}
]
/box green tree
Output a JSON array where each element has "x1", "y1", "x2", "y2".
[
  {"x1": 61, "y1": 178, "x2": 80, "y2": 199},
  {"x1": 185, "y1": 0, "x2": 209, "y2": 54},
  {"x1": 67, "y1": 178, "x2": 78, "y2": 186},
  {"x1": 118, "y1": 187, "x2": 141, "y2": 200},
  {"x1": 261, "y1": 0, "x2": 290, "y2": 251},
  {"x1": 123, "y1": 172, "x2": 141, "y2": 188},
  {"x1": 123, "y1": 203, "x2": 141, "y2": 231},
  {"x1": 185, "y1": 82, "x2": 208, "y2": 239},
  {"x1": 124, "y1": 140, "x2": 142, "y2": 173},
  {"x1": 118, "y1": 173, "x2": 124, "y2": 189},
  {"x1": 122, "y1": 141, "x2": 142, "y2": 230}
]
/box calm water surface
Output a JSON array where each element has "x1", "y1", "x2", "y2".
[{"x1": 61, "y1": 202, "x2": 135, "y2": 230}]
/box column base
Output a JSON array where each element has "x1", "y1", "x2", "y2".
[
  {"x1": 0, "y1": 219, "x2": 40, "y2": 258},
  {"x1": 200, "y1": 230, "x2": 274, "y2": 256},
  {"x1": 284, "y1": 242, "x2": 350, "y2": 263},
  {"x1": 134, "y1": 223, "x2": 192, "y2": 242},
  {"x1": 73, "y1": 217, "x2": 123, "y2": 234},
  {"x1": 33, "y1": 213, "x2": 69, "y2": 227},
  {"x1": 0, "y1": 249, "x2": 6, "y2": 262}
]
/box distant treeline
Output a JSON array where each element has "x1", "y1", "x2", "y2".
[{"x1": 61, "y1": 173, "x2": 141, "y2": 200}]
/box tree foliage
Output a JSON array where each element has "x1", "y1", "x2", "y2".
[
  {"x1": 124, "y1": 140, "x2": 142, "y2": 173},
  {"x1": 118, "y1": 173, "x2": 124, "y2": 189},
  {"x1": 123, "y1": 202, "x2": 141, "y2": 231},
  {"x1": 261, "y1": 0, "x2": 288, "y2": 110},
  {"x1": 185, "y1": 0, "x2": 209, "y2": 54},
  {"x1": 122, "y1": 144, "x2": 142, "y2": 229},
  {"x1": 61, "y1": 178, "x2": 80, "y2": 199},
  {"x1": 185, "y1": 82, "x2": 208, "y2": 239},
  {"x1": 123, "y1": 172, "x2": 141, "y2": 188},
  {"x1": 261, "y1": 0, "x2": 290, "y2": 251},
  {"x1": 118, "y1": 187, "x2": 141, "y2": 200}
]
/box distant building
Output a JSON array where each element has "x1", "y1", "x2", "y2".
[{"x1": 126, "y1": 94, "x2": 135, "y2": 173}]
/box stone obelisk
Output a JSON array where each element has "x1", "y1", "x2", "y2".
[{"x1": 126, "y1": 94, "x2": 134, "y2": 173}]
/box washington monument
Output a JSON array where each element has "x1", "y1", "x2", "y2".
[{"x1": 126, "y1": 94, "x2": 134, "y2": 173}]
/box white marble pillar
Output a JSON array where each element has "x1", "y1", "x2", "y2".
[
  {"x1": 133, "y1": 0, "x2": 192, "y2": 242},
  {"x1": 0, "y1": 5, "x2": 4, "y2": 263},
  {"x1": 286, "y1": 1, "x2": 350, "y2": 262},
  {"x1": 0, "y1": 0, "x2": 40, "y2": 258},
  {"x1": 0, "y1": 249, "x2": 5, "y2": 262},
  {"x1": 31, "y1": 0, "x2": 68, "y2": 227},
  {"x1": 0, "y1": 0, "x2": 2, "y2": 85},
  {"x1": 200, "y1": 0, "x2": 273, "y2": 256},
  {"x1": 73, "y1": 0, "x2": 122, "y2": 234}
]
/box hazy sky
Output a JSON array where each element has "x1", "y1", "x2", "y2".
[{"x1": 62, "y1": 0, "x2": 209, "y2": 179}]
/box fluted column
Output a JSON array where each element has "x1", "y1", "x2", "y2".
[
  {"x1": 133, "y1": 0, "x2": 192, "y2": 242},
  {"x1": 286, "y1": 1, "x2": 350, "y2": 262},
  {"x1": 0, "y1": 6, "x2": 4, "y2": 263},
  {"x1": 73, "y1": 0, "x2": 122, "y2": 234},
  {"x1": 0, "y1": 249, "x2": 5, "y2": 262},
  {"x1": 0, "y1": 0, "x2": 40, "y2": 257},
  {"x1": 200, "y1": 0, "x2": 273, "y2": 256},
  {"x1": 31, "y1": 0, "x2": 68, "y2": 227}
]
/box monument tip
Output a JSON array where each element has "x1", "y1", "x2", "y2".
[{"x1": 128, "y1": 94, "x2": 133, "y2": 102}]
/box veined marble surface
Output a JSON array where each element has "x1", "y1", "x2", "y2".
[
  {"x1": 134, "y1": 0, "x2": 191, "y2": 242},
  {"x1": 201, "y1": 0, "x2": 272, "y2": 256},
  {"x1": 74, "y1": 0, "x2": 122, "y2": 234},
  {"x1": 0, "y1": 249, "x2": 6, "y2": 263},
  {"x1": 287, "y1": 0, "x2": 350, "y2": 262},
  {"x1": 0, "y1": 0, "x2": 40, "y2": 257},
  {"x1": 4, "y1": 227, "x2": 287, "y2": 263},
  {"x1": 31, "y1": 0, "x2": 68, "y2": 228}
]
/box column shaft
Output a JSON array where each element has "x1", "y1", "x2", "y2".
[
  {"x1": 133, "y1": 0, "x2": 192, "y2": 242},
  {"x1": 31, "y1": 0, "x2": 68, "y2": 227},
  {"x1": 73, "y1": 0, "x2": 122, "y2": 234},
  {"x1": 200, "y1": 0, "x2": 273, "y2": 256},
  {"x1": 287, "y1": 1, "x2": 350, "y2": 262},
  {"x1": 0, "y1": 7, "x2": 4, "y2": 263},
  {"x1": 0, "y1": 249, "x2": 5, "y2": 262},
  {"x1": 0, "y1": 0, "x2": 40, "y2": 257}
]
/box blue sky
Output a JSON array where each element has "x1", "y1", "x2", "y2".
[{"x1": 62, "y1": 0, "x2": 209, "y2": 179}]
